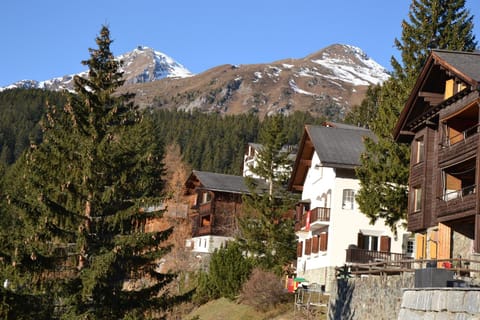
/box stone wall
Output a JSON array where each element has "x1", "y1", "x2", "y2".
[
  {"x1": 398, "y1": 288, "x2": 480, "y2": 319},
  {"x1": 328, "y1": 273, "x2": 414, "y2": 320}
]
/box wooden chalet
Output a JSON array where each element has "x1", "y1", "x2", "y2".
[
  {"x1": 394, "y1": 50, "x2": 480, "y2": 260},
  {"x1": 184, "y1": 170, "x2": 267, "y2": 252}
]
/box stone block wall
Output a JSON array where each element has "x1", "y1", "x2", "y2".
[
  {"x1": 398, "y1": 288, "x2": 480, "y2": 319},
  {"x1": 328, "y1": 273, "x2": 414, "y2": 320}
]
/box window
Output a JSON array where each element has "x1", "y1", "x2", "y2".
[
  {"x1": 407, "y1": 240, "x2": 414, "y2": 255},
  {"x1": 201, "y1": 215, "x2": 211, "y2": 227},
  {"x1": 413, "y1": 187, "x2": 422, "y2": 212},
  {"x1": 415, "y1": 137, "x2": 424, "y2": 163},
  {"x1": 201, "y1": 191, "x2": 211, "y2": 204},
  {"x1": 342, "y1": 189, "x2": 355, "y2": 210},
  {"x1": 359, "y1": 235, "x2": 378, "y2": 251}
]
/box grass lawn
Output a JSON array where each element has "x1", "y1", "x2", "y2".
[{"x1": 184, "y1": 296, "x2": 328, "y2": 320}]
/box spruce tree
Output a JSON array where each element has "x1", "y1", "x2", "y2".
[
  {"x1": 356, "y1": 0, "x2": 477, "y2": 231},
  {"x1": 238, "y1": 115, "x2": 297, "y2": 274},
  {"x1": 1, "y1": 26, "x2": 187, "y2": 319}
]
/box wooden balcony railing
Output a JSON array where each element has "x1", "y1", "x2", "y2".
[
  {"x1": 299, "y1": 207, "x2": 330, "y2": 230},
  {"x1": 193, "y1": 225, "x2": 212, "y2": 237},
  {"x1": 437, "y1": 185, "x2": 477, "y2": 218},
  {"x1": 439, "y1": 126, "x2": 478, "y2": 164},
  {"x1": 198, "y1": 202, "x2": 213, "y2": 215},
  {"x1": 346, "y1": 248, "x2": 407, "y2": 264}
]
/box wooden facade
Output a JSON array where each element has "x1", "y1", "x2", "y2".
[
  {"x1": 394, "y1": 50, "x2": 480, "y2": 255},
  {"x1": 184, "y1": 171, "x2": 247, "y2": 238}
]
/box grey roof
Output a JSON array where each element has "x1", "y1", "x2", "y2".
[
  {"x1": 306, "y1": 125, "x2": 375, "y2": 168},
  {"x1": 191, "y1": 170, "x2": 266, "y2": 194},
  {"x1": 433, "y1": 50, "x2": 480, "y2": 84}
]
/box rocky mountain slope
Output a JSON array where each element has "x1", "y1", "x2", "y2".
[
  {"x1": 121, "y1": 44, "x2": 389, "y2": 119},
  {"x1": 2, "y1": 44, "x2": 389, "y2": 119}
]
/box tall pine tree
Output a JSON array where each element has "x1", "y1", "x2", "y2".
[
  {"x1": 238, "y1": 115, "x2": 297, "y2": 274},
  {"x1": 355, "y1": 0, "x2": 477, "y2": 231},
  {"x1": 1, "y1": 26, "x2": 188, "y2": 319}
]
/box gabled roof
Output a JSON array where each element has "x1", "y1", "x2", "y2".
[
  {"x1": 288, "y1": 124, "x2": 375, "y2": 191},
  {"x1": 186, "y1": 170, "x2": 267, "y2": 194},
  {"x1": 307, "y1": 125, "x2": 374, "y2": 168},
  {"x1": 394, "y1": 50, "x2": 480, "y2": 141}
]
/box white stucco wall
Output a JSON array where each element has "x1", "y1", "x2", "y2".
[
  {"x1": 186, "y1": 235, "x2": 234, "y2": 253},
  {"x1": 296, "y1": 151, "x2": 408, "y2": 285}
]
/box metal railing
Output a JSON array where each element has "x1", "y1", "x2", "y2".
[
  {"x1": 442, "y1": 124, "x2": 479, "y2": 147},
  {"x1": 441, "y1": 184, "x2": 476, "y2": 201}
]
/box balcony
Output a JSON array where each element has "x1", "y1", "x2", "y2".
[
  {"x1": 197, "y1": 202, "x2": 213, "y2": 215},
  {"x1": 296, "y1": 207, "x2": 330, "y2": 232},
  {"x1": 194, "y1": 225, "x2": 212, "y2": 237},
  {"x1": 439, "y1": 124, "x2": 478, "y2": 165},
  {"x1": 437, "y1": 185, "x2": 477, "y2": 219},
  {"x1": 346, "y1": 248, "x2": 407, "y2": 264}
]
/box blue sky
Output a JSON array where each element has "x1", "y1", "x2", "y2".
[{"x1": 1, "y1": 0, "x2": 479, "y2": 87}]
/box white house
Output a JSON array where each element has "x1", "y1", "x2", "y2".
[{"x1": 288, "y1": 123, "x2": 411, "y2": 291}]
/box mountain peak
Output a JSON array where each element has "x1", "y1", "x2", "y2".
[
  {"x1": 118, "y1": 46, "x2": 193, "y2": 83},
  {"x1": 306, "y1": 43, "x2": 389, "y2": 86},
  {"x1": 0, "y1": 47, "x2": 194, "y2": 92}
]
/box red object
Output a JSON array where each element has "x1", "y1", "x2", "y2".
[
  {"x1": 305, "y1": 210, "x2": 311, "y2": 231},
  {"x1": 443, "y1": 262, "x2": 452, "y2": 269},
  {"x1": 287, "y1": 278, "x2": 294, "y2": 293}
]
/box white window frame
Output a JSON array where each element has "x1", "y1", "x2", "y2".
[{"x1": 342, "y1": 189, "x2": 355, "y2": 210}]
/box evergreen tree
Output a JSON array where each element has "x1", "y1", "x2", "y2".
[
  {"x1": 356, "y1": 0, "x2": 477, "y2": 231},
  {"x1": 238, "y1": 114, "x2": 297, "y2": 274},
  {"x1": 1, "y1": 26, "x2": 188, "y2": 319},
  {"x1": 195, "y1": 242, "x2": 253, "y2": 302},
  {"x1": 344, "y1": 85, "x2": 381, "y2": 129}
]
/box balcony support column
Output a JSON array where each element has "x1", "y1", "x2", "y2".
[{"x1": 475, "y1": 214, "x2": 480, "y2": 253}]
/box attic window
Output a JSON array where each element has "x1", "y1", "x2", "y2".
[{"x1": 444, "y1": 79, "x2": 467, "y2": 100}]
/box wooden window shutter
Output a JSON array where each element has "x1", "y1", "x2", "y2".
[
  {"x1": 380, "y1": 236, "x2": 391, "y2": 252},
  {"x1": 357, "y1": 232, "x2": 364, "y2": 249},
  {"x1": 320, "y1": 232, "x2": 328, "y2": 251},
  {"x1": 429, "y1": 230, "x2": 438, "y2": 259},
  {"x1": 437, "y1": 223, "x2": 451, "y2": 261},
  {"x1": 305, "y1": 238, "x2": 312, "y2": 255},
  {"x1": 295, "y1": 205, "x2": 303, "y2": 222},
  {"x1": 415, "y1": 233, "x2": 426, "y2": 259},
  {"x1": 312, "y1": 235, "x2": 319, "y2": 253},
  {"x1": 297, "y1": 241, "x2": 303, "y2": 257}
]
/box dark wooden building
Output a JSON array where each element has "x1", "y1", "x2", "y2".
[
  {"x1": 184, "y1": 170, "x2": 266, "y2": 252},
  {"x1": 394, "y1": 50, "x2": 480, "y2": 260}
]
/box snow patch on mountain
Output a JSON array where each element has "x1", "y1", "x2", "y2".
[{"x1": 312, "y1": 44, "x2": 389, "y2": 86}]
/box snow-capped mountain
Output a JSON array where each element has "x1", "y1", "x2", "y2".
[
  {"x1": 119, "y1": 46, "x2": 193, "y2": 83},
  {"x1": 1, "y1": 46, "x2": 193, "y2": 92},
  {"x1": 1, "y1": 43, "x2": 389, "y2": 119},
  {"x1": 117, "y1": 43, "x2": 390, "y2": 119},
  {"x1": 307, "y1": 44, "x2": 389, "y2": 86}
]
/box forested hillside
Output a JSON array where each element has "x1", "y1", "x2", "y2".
[
  {"x1": 0, "y1": 88, "x2": 325, "y2": 173},
  {"x1": 0, "y1": 88, "x2": 68, "y2": 164}
]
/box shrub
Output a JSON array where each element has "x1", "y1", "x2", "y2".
[{"x1": 239, "y1": 268, "x2": 290, "y2": 312}]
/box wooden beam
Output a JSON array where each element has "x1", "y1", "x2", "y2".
[{"x1": 418, "y1": 91, "x2": 444, "y2": 105}]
